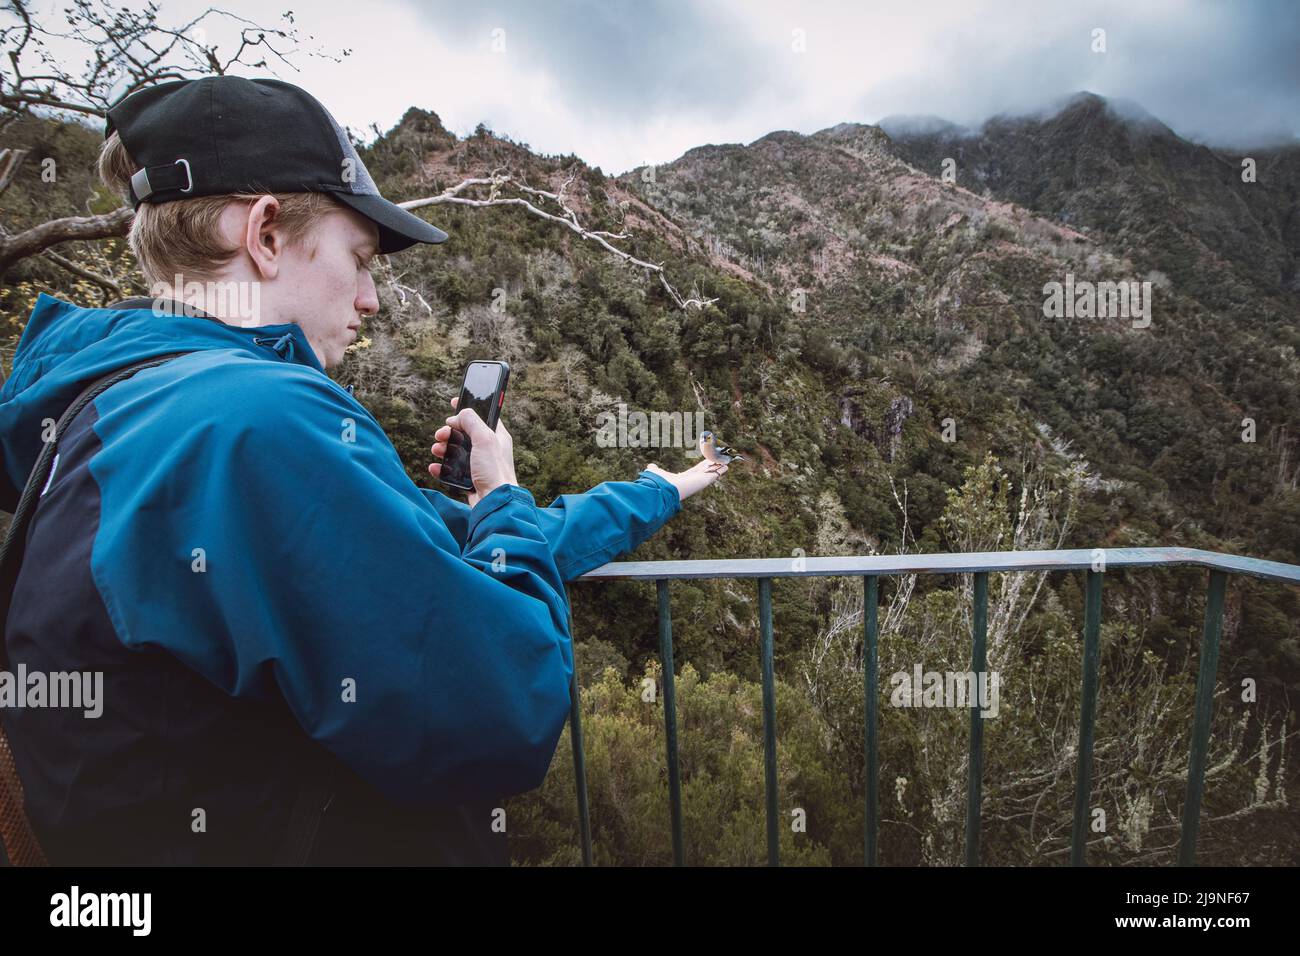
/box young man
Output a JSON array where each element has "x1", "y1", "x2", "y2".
[{"x1": 0, "y1": 76, "x2": 724, "y2": 865}]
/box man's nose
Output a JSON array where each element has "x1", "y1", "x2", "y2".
[{"x1": 357, "y1": 269, "x2": 380, "y2": 315}]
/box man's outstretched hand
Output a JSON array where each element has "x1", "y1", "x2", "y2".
[{"x1": 644, "y1": 458, "x2": 728, "y2": 502}]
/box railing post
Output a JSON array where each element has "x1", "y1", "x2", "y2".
[
  {"x1": 863, "y1": 575, "x2": 880, "y2": 866},
  {"x1": 758, "y1": 577, "x2": 779, "y2": 866},
  {"x1": 1179, "y1": 569, "x2": 1227, "y2": 866},
  {"x1": 657, "y1": 579, "x2": 685, "y2": 866},
  {"x1": 1071, "y1": 569, "x2": 1103, "y2": 865},
  {"x1": 565, "y1": 588, "x2": 593, "y2": 866},
  {"x1": 965, "y1": 571, "x2": 988, "y2": 867}
]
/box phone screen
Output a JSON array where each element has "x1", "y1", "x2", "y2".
[
  {"x1": 440, "y1": 361, "x2": 507, "y2": 491},
  {"x1": 460, "y1": 362, "x2": 503, "y2": 421}
]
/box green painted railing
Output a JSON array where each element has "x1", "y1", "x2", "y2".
[{"x1": 566, "y1": 547, "x2": 1300, "y2": 867}]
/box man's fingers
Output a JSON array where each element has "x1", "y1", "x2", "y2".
[
  {"x1": 450, "y1": 396, "x2": 459, "y2": 409},
  {"x1": 455, "y1": 406, "x2": 495, "y2": 443},
  {"x1": 431, "y1": 423, "x2": 454, "y2": 458}
]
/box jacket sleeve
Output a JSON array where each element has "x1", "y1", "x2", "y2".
[
  {"x1": 423, "y1": 468, "x2": 682, "y2": 580},
  {"x1": 91, "y1": 365, "x2": 574, "y2": 806}
]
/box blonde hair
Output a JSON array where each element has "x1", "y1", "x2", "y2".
[{"x1": 97, "y1": 130, "x2": 342, "y2": 286}]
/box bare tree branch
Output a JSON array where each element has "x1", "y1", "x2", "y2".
[
  {"x1": 1, "y1": 0, "x2": 345, "y2": 124},
  {"x1": 400, "y1": 167, "x2": 718, "y2": 312},
  {"x1": 0, "y1": 146, "x2": 30, "y2": 195},
  {"x1": 42, "y1": 247, "x2": 122, "y2": 301},
  {"x1": 0, "y1": 206, "x2": 132, "y2": 276}
]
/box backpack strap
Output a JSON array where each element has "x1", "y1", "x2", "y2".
[{"x1": 0, "y1": 351, "x2": 193, "y2": 866}]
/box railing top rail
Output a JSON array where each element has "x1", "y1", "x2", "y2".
[{"x1": 577, "y1": 547, "x2": 1300, "y2": 586}]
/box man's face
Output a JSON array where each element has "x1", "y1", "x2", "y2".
[{"x1": 275, "y1": 204, "x2": 381, "y2": 369}]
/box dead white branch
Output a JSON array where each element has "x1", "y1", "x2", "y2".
[{"x1": 399, "y1": 167, "x2": 718, "y2": 313}]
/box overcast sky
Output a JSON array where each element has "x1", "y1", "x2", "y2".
[{"x1": 23, "y1": 0, "x2": 1300, "y2": 172}]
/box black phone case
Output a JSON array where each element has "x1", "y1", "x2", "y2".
[{"x1": 439, "y1": 361, "x2": 510, "y2": 492}]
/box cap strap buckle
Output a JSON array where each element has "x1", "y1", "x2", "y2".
[{"x1": 130, "y1": 158, "x2": 194, "y2": 203}]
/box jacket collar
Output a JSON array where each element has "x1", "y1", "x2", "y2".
[{"x1": 105, "y1": 295, "x2": 324, "y2": 373}]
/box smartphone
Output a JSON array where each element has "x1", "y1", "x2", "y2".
[{"x1": 438, "y1": 360, "x2": 510, "y2": 492}]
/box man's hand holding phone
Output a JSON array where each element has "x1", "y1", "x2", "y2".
[{"x1": 429, "y1": 396, "x2": 518, "y2": 508}]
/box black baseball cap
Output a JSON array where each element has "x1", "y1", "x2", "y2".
[{"x1": 104, "y1": 76, "x2": 448, "y2": 254}]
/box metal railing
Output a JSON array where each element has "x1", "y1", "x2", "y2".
[{"x1": 563, "y1": 547, "x2": 1300, "y2": 866}]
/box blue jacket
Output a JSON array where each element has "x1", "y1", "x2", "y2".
[{"x1": 0, "y1": 293, "x2": 681, "y2": 864}]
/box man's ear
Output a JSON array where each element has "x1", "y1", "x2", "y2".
[{"x1": 244, "y1": 195, "x2": 284, "y2": 280}]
